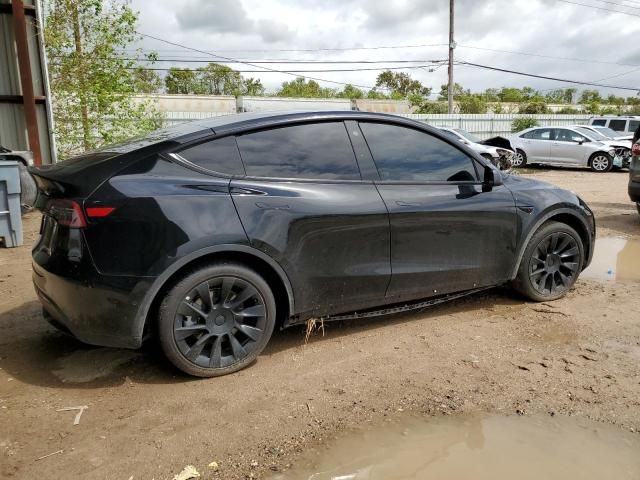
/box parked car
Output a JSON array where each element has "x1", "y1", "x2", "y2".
[
  {"x1": 571, "y1": 126, "x2": 632, "y2": 168},
  {"x1": 510, "y1": 126, "x2": 617, "y2": 172},
  {"x1": 29, "y1": 111, "x2": 595, "y2": 377},
  {"x1": 589, "y1": 116, "x2": 640, "y2": 136},
  {"x1": 438, "y1": 127, "x2": 515, "y2": 170},
  {"x1": 584, "y1": 125, "x2": 633, "y2": 142},
  {"x1": 0, "y1": 144, "x2": 37, "y2": 212}
]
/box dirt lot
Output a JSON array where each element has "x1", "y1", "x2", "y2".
[{"x1": 1, "y1": 168, "x2": 639, "y2": 480}]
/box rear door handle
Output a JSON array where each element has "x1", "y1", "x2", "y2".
[
  {"x1": 230, "y1": 186, "x2": 266, "y2": 195},
  {"x1": 396, "y1": 201, "x2": 421, "y2": 207},
  {"x1": 255, "y1": 202, "x2": 290, "y2": 210}
]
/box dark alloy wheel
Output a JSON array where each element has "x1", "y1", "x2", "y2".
[
  {"x1": 513, "y1": 221, "x2": 584, "y2": 302},
  {"x1": 159, "y1": 263, "x2": 276, "y2": 377}
]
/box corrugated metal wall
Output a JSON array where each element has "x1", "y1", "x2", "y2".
[{"x1": 0, "y1": 0, "x2": 55, "y2": 163}]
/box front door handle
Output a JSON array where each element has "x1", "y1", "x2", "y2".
[
  {"x1": 396, "y1": 201, "x2": 421, "y2": 207},
  {"x1": 255, "y1": 202, "x2": 290, "y2": 210}
]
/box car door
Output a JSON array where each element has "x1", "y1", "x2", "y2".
[
  {"x1": 519, "y1": 128, "x2": 552, "y2": 161},
  {"x1": 230, "y1": 121, "x2": 391, "y2": 316},
  {"x1": 358, "y1": 121, "x2": 518, "y2": 302},
  {"x1": 550, "y1": 128, "x2": 587, "y2": 165}
]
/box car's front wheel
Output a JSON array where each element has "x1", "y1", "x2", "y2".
[
  {"x1": 158, "y1": 262, "x2": 276, "y2": 377},
  {"x1": 512, "y1": 149, "x2": 527, "y2": 168},
  {"x1": 512, "y1": 221, "x2": 584, "y2": 302},
  {"x1": 589, "y1": 153, "x2": 613, "y2": 172}
]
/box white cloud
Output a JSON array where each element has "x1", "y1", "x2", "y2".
[{"x1": 131, "y1": 0, "x2": 640, "y2": 96}]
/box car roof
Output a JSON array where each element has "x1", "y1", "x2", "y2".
[{"x1": 95, "y1": 110, "x2": 441, "y2": 154}]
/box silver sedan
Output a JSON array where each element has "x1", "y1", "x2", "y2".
[{"x1": 510, "y1": 127, "x2": 617, "y2": 172}]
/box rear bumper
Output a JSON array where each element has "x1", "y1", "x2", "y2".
[{"x1": 32, "y1": 260, "x2": 148, "y2": 349}]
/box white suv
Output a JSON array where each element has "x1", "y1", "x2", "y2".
[{"x1": 589, "y1": 116, "x2": 640, "y2": 135}]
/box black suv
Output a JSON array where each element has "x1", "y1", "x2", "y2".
[{"x1": 30, "y1": 111, "x2": 595, "y2": 377}]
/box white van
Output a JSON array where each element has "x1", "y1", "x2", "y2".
[{"x1": 588, "y1": 116, "x2": 640, "y2": 135}]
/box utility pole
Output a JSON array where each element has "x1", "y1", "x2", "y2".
[{"x1": 448, "y1": 0, "x2": 455, "y2": 114}]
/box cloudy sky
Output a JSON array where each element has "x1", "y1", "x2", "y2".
[{"x1": 130, "y1": 0, "x2": 640, "y2": 98}]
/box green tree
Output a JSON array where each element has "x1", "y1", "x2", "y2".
[
  {"x1": 165, "y1": 67, "x2": 200, "y2": 94},
  {"x1": 415, "y1": 101, "x2": 448, "y2": 114},
  {"x1": 45, "y1": 0, "x2": 161, "y2": 158},
  {"x1": 512, "y1": 117, "x2": 540, "y2": 133},
  {"x1": 438, "y1": 83, "x2": 465, "y2": 102},
  {"x1": 556, "y1": 106, "x2": 580, "y2": 114},
  {"x1": 519, "y1": 101, "x2": 549, "y2": 114},
  {"x1": 579, "y1": 89, "x2": 602, "y2": 104},
  {"x1": 132, "y1": 67, "x2": 162, "y2": 93},
  {"x1": 498, "y1": 87, "x2": 524, "y2": 103},
  {"x1": 277, "y1": 77, "x2": 336, "y2": 98},
  {"x1": 458, "y1": 95, "x2": 487, "y2": 114},
  {"x1": 366, "y1": 89, "x2": 388, "y2": 99},
  {"x1": 483, "y1": 88, "x2": 500, "y2": 102},
  {"x1": 196, "y1": 63, "x2": 243, "y2": 95},
  {"x1": 337, "y1": 84, "x2": 364, "y2": 99},
  {"x1": 376, "y1": 71, "x2": 431, "y2": 98},
  {"x1": 545, "y1": 88, "x2": 576, "y2": 104},
  {"x1": 242, "y1": 77, "x2": 265, "y2": 96}
]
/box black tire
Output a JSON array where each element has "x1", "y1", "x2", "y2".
[
  {"x1": 589, "y1": 152, "x2": 613, "y2": 172},
  {"x1": 18, "y1": 163, "x2": 37, "y2": 214},
  {"x1": 512, "y1": 221, "x2": 584, "y2": 302},
  {"x1": 513, "y1": 149, "x2": 527, "y2": 168},
  {"x1": 158, "y1": 262, "x2": 276, "y2": 377}
]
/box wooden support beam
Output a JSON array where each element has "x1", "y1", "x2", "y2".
[{"x1": 11, "y1": 0, "x2": 43, "y2": 165}]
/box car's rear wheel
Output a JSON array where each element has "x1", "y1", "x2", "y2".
[
  {"x1": 512, "y1": 149, "x2": 527, "y2": 168},
  {"x1": 158, "y1": 262, "x2": 276, "y2": 377},
  {"x1": 512, "y1": 221, "x2": 584, "y2": 302},
  {"x1": 589, "y1": 153, "x2": 613, "y2": 172}
]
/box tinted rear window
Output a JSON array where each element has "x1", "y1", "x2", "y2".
[
  {"x1": 591, "y1": 119, "x2": 606, "y2": 126},
  {"x1": 178, "y1": 136, "x2": 245, "y2": 175},
  {"x1": 360, "y1": 122, "x2": 477, "y2": 182},
  {"x1": 236, "y1": 122, "x2": 360, "y2": 180},
  {"x1": 609, "y1": 119, "x2": 627, "y2": 132},
  {"x1": 522, "y1": 128, "x2": 552, "y2": 140},
  {"x1": 629, "y1": 120, "x2": 640, "y2": 133}
]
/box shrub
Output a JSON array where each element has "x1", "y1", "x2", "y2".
[
  {"x1": 518, "y1": 101, "x2": 549, "y2": 114},
  {"x1": 556, "y1": 106, "x2": 580, "y2": 114},
  {"x1": 511, "y1": 117, "x2": 539, "y2": 133}
]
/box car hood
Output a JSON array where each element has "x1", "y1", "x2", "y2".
[
  {"x1": 501, "y1": 172, "x2": 580, "y2": 206},
  {"x1": 601, "y1": 139, "x2": 632, "y2": 149}
]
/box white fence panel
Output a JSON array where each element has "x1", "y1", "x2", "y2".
[{"x1": 401, "y1": 114, "x2": 593, "y2": 139}]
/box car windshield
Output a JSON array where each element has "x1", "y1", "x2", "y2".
[
  {"x1": 593, "y1": 126, "x2": 624, "y2": 138},
  {"x1": 575, "y1": 127, "x2": 605, "y2": 141},
  {"x1": 454, "y1": 129, "x2": 482, "y2": 143}
]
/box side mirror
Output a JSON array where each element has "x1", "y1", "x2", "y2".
[{"x1": 483, "y1": 166, "x2": 503, "y2": 192}]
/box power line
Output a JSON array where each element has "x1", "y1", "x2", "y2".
[
  {"x1": 86, "y1": 64, "x2": 445, "y2": 73},
  {"x1": 590, "y1": 0, "x2": 640, "y2": 9},
  {"x1": 51, "y1": 56, "x2": 449, "y2": 65},
  {"x1": 125, "y1": 43, "x2": 449, "y2": 54},
  {"x1": 457, "y1": 45, "x2": 640, "y2": 68},
  {"x1": 458, "y1": 61, "x2": 640, "y2": 91},
  {"x1": 556, "y1": 0, "x2": 640, "y2": 16},
  {"x1": 137, "y1": 31, "x2": 392, "y2": 91}
]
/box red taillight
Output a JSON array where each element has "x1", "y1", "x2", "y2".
[
  {"x1": 45, "y1": 199, "x2": 87, "y2": 228},
  {"x1": 86, "y1": 207, "x2": 115, "y2": 218}
]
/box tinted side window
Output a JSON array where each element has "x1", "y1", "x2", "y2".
[
  {"x1": 236, "y1": 122, "x2": 360, "y2": 180},
  {"x1": 178, "y1": 136, "x2": 245, "y2": 175},
  {"x1": 592, "y1": 119, "x2": 606, "y2": 126},
  {"x1": 629, "y1": 120, "x2": 640, "y2": 133},
  {"x1": 360, "y1": 122, "x2": 477, "y2": 182},
  {"x1": 522, "y1": 128, "x2": 552, "y2": 140},
  {"x1": 609, "y1": 119, "x2": 627, "y2": 132}
]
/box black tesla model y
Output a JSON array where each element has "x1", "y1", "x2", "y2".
[{"x1": 30, "y1": 111, "x2": 595, "y2": 377}]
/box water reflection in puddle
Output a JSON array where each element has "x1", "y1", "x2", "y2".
[
  {"x1": 582, "y1": 237, "x2": 640, "y2": 283},
  {"x1": 274, "y1": 415, "x2": 640, "y2": 480}
]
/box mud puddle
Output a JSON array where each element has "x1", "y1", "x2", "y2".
[
  {"x1": 582, "y1": 237, "x2": 640, "y2": 282},
  {"x1": 275, "y1": 415, "x2": 640, "y2": 480}
]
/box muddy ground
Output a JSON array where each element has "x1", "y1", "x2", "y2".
[{"x1": 1, "y1": 168, "x2": 639, "y2": 479}]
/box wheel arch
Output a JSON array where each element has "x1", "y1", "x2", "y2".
[
  {"x1": 510, "y1": 208, "x2": 593, "y2": 280},
  {"x1": 134, "y1": 245, "x2": 295, "y2": 342},
  {"x1": 588, "y1": 150, "x2": 612, "y2": 166}
]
